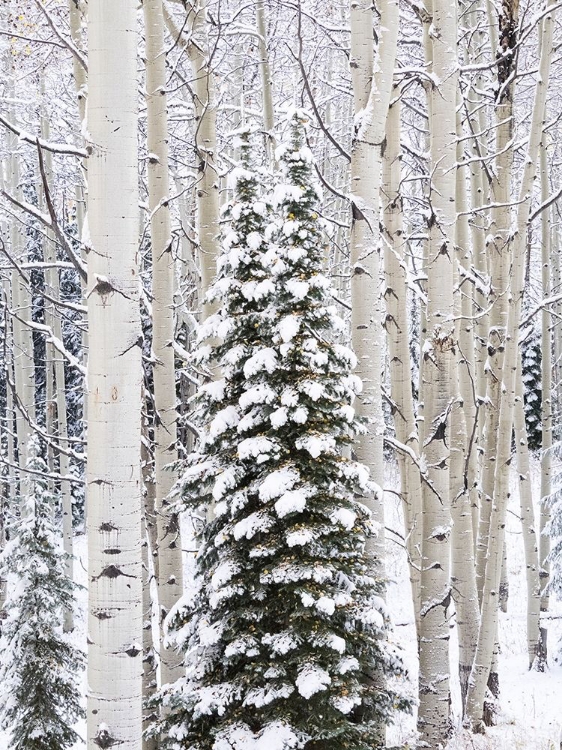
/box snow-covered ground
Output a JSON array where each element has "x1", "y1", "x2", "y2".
[
  {"x1": 385, "y1": 459, "x2": 562, "y2": 749},
  {"x1": 2, "y1": 460, "x2": 560, "y2": 749}
]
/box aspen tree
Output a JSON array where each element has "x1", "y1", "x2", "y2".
[
  {"x1": 39, "y1": 104, "x2": 74, "y2": 632},
  {"x1": 514, "y1": 361, "x2": 541, "y2": 668},
  {"x1": 538, "y1": 142, "x2": 552, "y2": 669},
  {"x1": 256, "y1": 0, "x2": 275, "y2": 163},
  {"x1": 349, "y1": 0, "x2": 399, "y2": 560},
  {"x1": 382, "y1": 95, "x2": 422, "y2": 629},
  {"x1": 163, "y1": 1, "x2": 220, "y2": 316},
  {"x1": 466, "y1": 1, "x2": 556, "y2": 728},
  {"x1": 476, "y1": 0, "x2": 519, "y2": 602},
  {"x1": 86, "y1": 2, "x2": 143, "y2": 749},
  {"x1": 143, "y1": 0, "x2": 183, "y2": 687},
  {"x1": 452, "y1": 108, "x2": 479, "y2": 710},
  {"x1": 417, "y1": 0, "x2": 458, "y2": 742}
]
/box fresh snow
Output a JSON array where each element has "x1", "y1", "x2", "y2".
[
  {"x1": 213, "y1": 721, "x2": 306, "y2": 750},
  {"x1": 295, "y1": 664, "x2": 331, "y2": 699},
  {"x1": 274, "y1": 489, "x2": 309, "y2": 518},
  {"x1": 278, "y1": 315, "x2": 301, "y2": 343},
  {"x1": 259, "y1": 467, "x2": 300, "y2": 501}
]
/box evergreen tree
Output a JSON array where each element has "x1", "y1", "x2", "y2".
[
  {"x1": 521, "y1": 325, "x2": 543, "y2": 451},
  {"x1": 155, "y1": 114, "x2": 409, "y2": 750},
  {"x1": 0, "y1": 438, "x2": 84, "y2": 750}
]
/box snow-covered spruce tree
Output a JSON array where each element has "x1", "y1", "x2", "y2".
[
  {"x1": 0, "y1": 440, "x2": 84, "y2": 750},
  {"x1": 154, "y1": 114, "x2": 409, "y2": 750},
  {"x1": 521, "y1": 325, "x2": 543, "y2": 452}
]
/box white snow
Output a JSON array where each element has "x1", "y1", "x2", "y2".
[
  {"x1": 315, "y1": 596, "x2": 336, "y2": 616},
  {"x1": 211, "y1": 561, "x2": 240, "y2": 591},
  {"x1": 299, "y1": 381, "x2": 324, "y2": 401},
  {"x1": 270, "y1": 407, "x2": 289, "y2": 428},
  {"x1": 209, "y1": 405, "x2": 240, "y2": 438},
  {"x1": 278, "y1": 315, "x2": 301, "y2": 343},
  {"x1": 291, "y1": 407, "x2": 308, "y2": 424},
  {"x1": 239, "y1": 384, "x2": 277, "y2": 409},
  {"x1": 199, "y1": 621, "x2": 225, "y2": 646},
  {"x1": 337, "y1": 656, "x2": 359, "y2": 674},
  {"x1": 246, "y1": 231, "x2": 263, "y2": 251},
  {"x1": 213, "y1": 721, "x2": 307, "y2": 750},
  {"x1": 262, "y1": 632, "x2": 300, "y2": 655},
  {"x1": 286, "y1": 279, "x2": 310, "y2": 300},
  {"x1": 201, "y1": 378, "x2": 226, "y2": 402},
  {"x1": 275, "y1": 489, "x2": 308, "y2": 518},
  {"x1": 295, "y1": 664, "x2": 331, "y2": 699},
  {"x1": 286, "y1": 528, "x2": 315, "y2": 547},
  {"x1": 233, "y1": 511, "x2": 275, "y2": 541},
  {"x1": 330, "y1": 508, "x2": 357, "y2": 530},
  {"x1": 295, "y1": 435, "x2": 336, "y2": 458},
  {"x1": 213, "y1": 467, "x2": 237, "y2": 501},
  {"x1": 331, "y1": 695, "x2": 361, "y2": 714},
  {"x1": 281, "y1": 388, "x2": 299, "y2": 407},
  {"x1": 244, "y1": 348, "x2": 278, "y2": 378},
  {"x1": 259, "y1": 467, "x2": 300, "y2": 501}
]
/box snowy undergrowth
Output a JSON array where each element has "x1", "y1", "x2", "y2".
[{"x1": 385, "y1": 458, "x2": 562, "y2": 750}]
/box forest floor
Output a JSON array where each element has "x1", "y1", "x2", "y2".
[
  {"x1": 2, "y1": 461, "x2": 560, "y2": 749},
  {"x1": 386, "y1": 459, "x2": 562, "y2": 750}
]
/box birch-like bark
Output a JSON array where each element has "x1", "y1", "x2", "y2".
[
  {"x1": 10, "y1": 153, "x2": 35, "y2": 477},
  {"x1": 466, "y1": 3, "x2": 555, "y2": 728},
  {"x1": 41, "y1": 110, "x2": 74, "y2": 632},
  {"x1": 164, "y1": 1, "x2": 220, "y2": 318},
  {"x1": 143, "y1": 0, "x2": 183, "y2": 687},
  {"x1": 69, "y1": 0, "x2": 87, "y2": 125},
  {"x1": 476, "y1": 0, "x2": 519, "y2": 602},
  {"x1": 514, "y1": 360, "x2": 541, "y2": 668},
  {"x1": 538, "y1": 142, "x2": 552, "y2": 669},
  {"x1": 452, "y1": 113, "x2": 480, "y2": 710},
  {"x1": 349, "y1": 0, "x2": 398, "y2": 561},
  {"x1": 256, "y1": 0, "x2": 275, "y2": 162},
  {"x1": 141, "y1": 437, "x2": 157, "y2": 750},
  {"x1": 86, "y1": 3, "x2": 142, "y2": 748},
  {"x1": 417, "y1": 1, "x2": 458, "y2": 742},
  {"x1": 382, "y1": 95, "x2": 422, "y2": 630}
]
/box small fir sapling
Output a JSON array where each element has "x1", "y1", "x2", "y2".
[
  {"x1": 153, "y1": 116, "x2": 410, "y2": 750},
  {"x1": 0, "y1": 439, "x2": 85, "y2": 750}
]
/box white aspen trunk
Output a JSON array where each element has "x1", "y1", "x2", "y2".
[
  {"x1": 256, "y1": 0, "x2": 275, "y2": 162},
  {"x1": 382, "y1": 95, "x2": 422, "y2": 631},
  {"x1": 476, "y1": 0, "x2": 518, "y2": 603},
  {"x1": 10, "y1": 156, "x2": 35, "y2": 477},
  {"x1": 163, "y1": 1, "x2": 220, "y2": 318},
  {"x1": 416, "y1": 0, "x2": 435, "y2": 452},
  {"x1": 86, "y1": 3, "x2": 142, "y2": 749},
  {"x1": 141, "y1": 437, "x2": 157, "y2": 750},
  {"x1": 69, "y1": 0, "x2": 87, "y2": 125},
  {"x1": 452, "y1": 114, "x2": 480, "y2": 711},
  {"x1": 188, "y1": 1, "x2": 219, "y2": 317},
  {"x1": 417, "y1": 1, "x2": 458, "y2": 743},
  {"x1": 538, "y1": 142, "x2": 552, "y2": 669},
  {"x1": 552, "y1": 221, "x2": 562, "y2": 420},
  {"x1": 514, "y1": 361, "x2": 541, "y2": 668},
  {"x1": 466, "y1": 3, "x2": 555, "y2": 728},
  {"x1": 143, "y1": 0, "x2": 183, "y2": 687},
  {"x1": 349, "y1": 0, "x2": 398, "y2": 561},
  {"x1": 41, "y1": 107, "x2": 75, "y2": 632}
]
